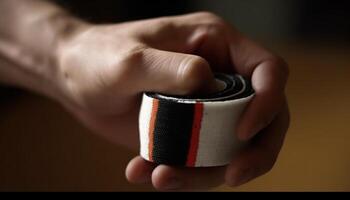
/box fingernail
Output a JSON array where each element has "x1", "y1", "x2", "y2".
[{"x1": 164, "y1": 177, "x2": 183, "y2": 190}]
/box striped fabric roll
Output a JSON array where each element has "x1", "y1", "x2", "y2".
[{"x1": 139, "y1": 74, "x2": 254, "y2": 167}]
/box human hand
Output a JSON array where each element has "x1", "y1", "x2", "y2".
[{"x1": 56, "y1": 12, "x2": 290, "y2": 191}]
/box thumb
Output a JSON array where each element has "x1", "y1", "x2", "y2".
[{"x1": 136, "y1": 48, "x2": 218, "y2": 96}]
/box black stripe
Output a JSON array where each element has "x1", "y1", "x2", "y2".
[
  {"x1": 146, "y1": 74, "x2": 254, "y2": 102},
  {"x1": 152, "y1": 100, "x2": 195, "y2": 166}
]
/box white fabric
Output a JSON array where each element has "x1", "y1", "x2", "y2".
[
  {"x1": 195, "y1": 97, "x2": 253, "y2": 167},
  {"x1": 138, "y1": 94, "x2": 254, "y2": 167},
  {"x1": 139, "y1": 95, "x2": 153, "y2": 161}
]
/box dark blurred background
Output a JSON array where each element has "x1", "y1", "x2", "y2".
[
  {"x1": 53, "y1": 0, "x2": 350, "y2": 43},
  {"x1": 1, "y1": 0, "x2": 349, "y2": 191}
]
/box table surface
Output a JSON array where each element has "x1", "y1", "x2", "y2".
[{"x1": 0, "y1": 43, "x2": 349, "y2": 191}]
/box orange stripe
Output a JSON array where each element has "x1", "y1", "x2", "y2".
[
  {"x1": 186, "y1": 103, "x2": 204, "y2": 167},
  {"x1": 148, "y1": 99, "x2": 159, "y2": 162}
]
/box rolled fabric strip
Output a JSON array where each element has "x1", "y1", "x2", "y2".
[{"x1": 139, "y1": 74, "x2": 255, "y2": 167}]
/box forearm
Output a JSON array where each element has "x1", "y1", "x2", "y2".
[{"x1": 0, "y1": 0, "x2": 85, "y2": 98}]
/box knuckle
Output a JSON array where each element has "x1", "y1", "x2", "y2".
[
  {"x1": 116, "y1": 45, "x2": 148, "y2": 82},
  {"x1": 194, "y1": 11, "x2": 223, "y2": 22},
  {"x1": 195, "y1": 13, "x2": 228, "y2": 38},
  {"x1": 196, "y1": 12, "x2": 226, "y2": 28},
  {"x1": 119, "y1": 45, "x2": 147, "y2": 65},
  {"x1": 146, "y1": 17, "x2": 177, "y2": 37},
  {"x1": 266, "y1": 56, "x2": 290, "y2": 79}
]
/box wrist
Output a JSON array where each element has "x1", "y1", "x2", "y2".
[
  {"x1": 50, "y1": 13, "x2": 91, "y2": 102},
  {"x1": 51, "y1": 12, "x2": 90, "y2": 52},
  {"x1": 0, "y1": 0, "x2": 90, "y2": 104}
]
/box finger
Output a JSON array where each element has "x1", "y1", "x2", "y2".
[
  {"x1": 126, "y1": 156, "x2": 157, "y2": 184},
  {"x1": 174, "y1": 13, "x2": 234, "y2": 71},
  {"x1": 139, "y1": 13, "x2": 233, "y2": 72},
  {"x1": 134, "y1": 48, "x2": 218, "y2": 95},
  {"x1": 225, "y1": 102, "x2": 290, "y2": 187},
  {"x1": 238, "y1": 58, "x2": 289, "y2": 140},
  {"x1": 151, "y1": 165, "x2": 226, "y2": 191},
  {"x1": 229, "y1": 38, "x2": 289, "y2": 140}
]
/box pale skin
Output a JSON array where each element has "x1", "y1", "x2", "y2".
[{"x1": 0, "y1": 0, "x2": 290, "y2": 191}]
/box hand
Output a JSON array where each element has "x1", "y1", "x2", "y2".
[{"x1": 56, "y1": 12, "x2": 290, "y2": 191}]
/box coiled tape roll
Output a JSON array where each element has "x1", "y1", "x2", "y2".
[{"x1": 139, "y1": 74, "x2": 255, "y2": 167}]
